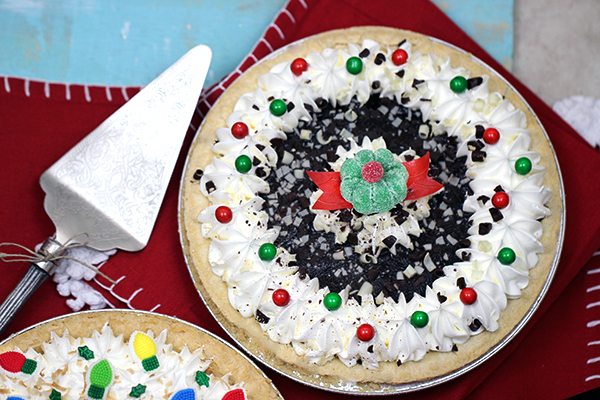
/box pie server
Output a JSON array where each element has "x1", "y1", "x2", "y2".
[{"x1": 0, "y1": 45, "x2": 212, "y2": 334}]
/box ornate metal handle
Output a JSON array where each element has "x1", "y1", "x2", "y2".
[{"x1": 0, "y1": 238, "x2": 64, "y2": 335}]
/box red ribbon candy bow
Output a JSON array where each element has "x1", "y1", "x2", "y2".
[{"x1": 307, "y1": 152, "x2": 443, "y2": 211}]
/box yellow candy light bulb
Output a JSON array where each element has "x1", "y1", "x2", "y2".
[{"x1": 132, "y1": 332, "x2": 159, "y2": 371}]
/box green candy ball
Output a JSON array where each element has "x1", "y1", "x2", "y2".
[
  {"x1": 450, "y1": 76, "x2": 468, "y2": 93},
  {"x1": 515, "y1": 157, "x2": 532, "y2": 175},
  {"x1": 324, "y1": 292, "x2": 342, "y2": 311},
  {"x1": 346, "y1": 56, "x2": 363, "y2": 75},
  {"x1": 269, "y1": 99, "x2": 287, "y2": 116},
  {"x1": 235, "y1": 155, "x2": 252, "y2": 174},
  {"x1": 497, "y1": 247, "x2": 516, "y2": 265},
  {"x1": 258, "y1": 243, "x2": 277, "y2": 261},
  {"x1": 410, "y1": 311, "x2": 429, "y2": 328}
]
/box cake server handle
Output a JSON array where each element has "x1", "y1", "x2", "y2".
[{"x1": 0, "y1": 238, "x2": 63, "y2": 334}]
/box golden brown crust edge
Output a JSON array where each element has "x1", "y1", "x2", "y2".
[
  {"x1": 0, "y1": 310, "x2": 282, "y2": 399},
  {"x1": 179, "y1": 26, "x2": 564, "y2": 389}
]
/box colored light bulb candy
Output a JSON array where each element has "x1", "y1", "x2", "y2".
[
  {"x1": 87, "y1": 359, "x2": 113, "y2": 399},
  {"x1": 222, "y1": 388, "x2": 247, "y2": 400},
  {"x1": 170, "y1": 389, "x2": 196, "y2": 400},
  {"x1": 131, "y1": 332, "x2": 160, "y2": 372},
  {"x1": 0, "y1": 351, "x2": 37, "y2": 375}
]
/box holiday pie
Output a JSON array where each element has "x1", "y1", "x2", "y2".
[
  {"x1": 0, "y1": 310, "x2": 281, "y2": 399},
  {"x1": 180, "y1": 27, "x2": 564, "y2": 391}
]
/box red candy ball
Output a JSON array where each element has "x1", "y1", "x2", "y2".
[
  {"x1": 356, "y1": 323, "x2": 375, "y2": 342},
  {"x1": 231, "y1": 122, "x2": 249, "y2": 139},
  {"x1": 290, "y1": 58, "x2": 309, "y2": 76},
  {"x1": 361, "y1": 161, "x2": 384, "y2": 183},
  {"x1": 272, "y1": 289, "x2": 290, "y2": 307},
  {"x1": 492, "y1": 192, "x2": 510, "y2": 209},
  {"x1": 460, "y1": 287, "x2": 478, "y2": 305},
  {"x1": 483, "y1": 127, "x2": 500, "y2": 144},
  {"x1": 391, "y1": 49, "x2": 408, "y2": 66},
  {"x1": 215, "y1": 206, "x2": 233, "y2": 224}
]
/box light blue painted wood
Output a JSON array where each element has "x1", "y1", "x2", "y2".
[
  {"x1": 0, "y1": 0, "x2": 513, "y2": 87},
  {"x1": 0, "y1": 0, "x2": 286, "y2": 86},
  {"x1": 432, "y1": 0, "x2": 514, "y2": 69}
]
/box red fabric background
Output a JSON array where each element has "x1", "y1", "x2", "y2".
[{"x1": 1, "y1": 0, "x2": 600, "y2": 398}]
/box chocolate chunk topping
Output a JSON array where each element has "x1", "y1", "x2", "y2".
[
  {"x1": 252, "y1": 156, "x2": 261, "y2": 166},
  {"x1": 471, "y1": 150, "x2": 487, "y2": 162},
  {"x1": 347, "y1": 232, "x2": 359, "y2": 246},
  {"x1": 383, "y1": 235, "x2": 397, "y2": 248},
  {"x1": 256, "y1": 310, "x2": 270, "y2": 324},
  {"x1": 452, "y1": 344, "x2": 459, "y2": 352},
  {"x1": 477, "y1": 195, "x2": 490, "y2": 204},
  {"x1": 374, "y1": 52, "x2": 386, "y2": 65},
  {"x1": 469, "y1": 319, "x2": 482, "y2": 332},
  {"x1": 287, "y1": 102, "x2": 295, "y2": 112},
  {"x1": 467, "y1": 77, "x2": 483, "y2": 89},
  {"x1": 475, "y1": 125, "x2": 485, "y2": 139},
  {"x1": 251, "y1": 104, "x2": 259, "y2": 111},
  {"x1": 359, "y1": 48, "x2": 370, "y2": 58},
  {"x1": 255, "y1": 167, "x2": 267, "y2": 178},
  {"x1": 256, "y1": 144, "x2": 265, "y2": 151},
  {"x1": 412, "y1": 79, "x2": 424, "y2": 88},
  {"x1": 193, "y1": 169, "x2": 203, "y2": 180},
  {"x1": 457, "y1": 277, "x2": 467, "y2": 289},
  {"x1": 437, "y1": 293, "x2": 448, "y2": 303},
  {"x1": 339, "y1": 210, "x2": 353, "y2": 222},
  {"x1": 490, "y1": 207, "x2": 504, "y2": 222},
  {"x1": 371, "y1": 80, "x2": 381, "y2": 90},
  {"x1": 396, "y1": 69, "x2": 405, "y2": 78},
  {"x1": 457, "y1": 238, "x2": 471, "y2": 248},
  {"x1": 398, "y1": 39, "x2": 407, "y2": 47},
  {"x1": 478, "y1": 222, "x2": 492, "y2": 235},
  {"x1": 494, "y1": 185, "x2": 504, "y2": 192},
  {"x1": 315, "y1": 97, "x2": 328, "y2": 109},
  {"x1": 205, "y1": 181, "x2": 216, "y2": 193}
]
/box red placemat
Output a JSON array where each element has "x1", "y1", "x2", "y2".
[{"x1": 2, "y1": 0, "x2": 600, "y2": 398}]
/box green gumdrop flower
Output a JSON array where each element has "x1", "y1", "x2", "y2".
[{"x1": 340, "y1": 148, "x2": 408, "y2": 215}]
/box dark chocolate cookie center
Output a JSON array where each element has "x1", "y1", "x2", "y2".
[{"x1": 261, "y1": 94, "x2": 473, "y2": 302}]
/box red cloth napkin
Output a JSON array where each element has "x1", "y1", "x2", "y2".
[{"x1": 2, "y1": 0, "x2": 600, "y2": 398}]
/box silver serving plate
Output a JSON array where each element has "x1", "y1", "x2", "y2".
[{"x1": 178, "y1": 31, "x2": 566, "y2": 395}]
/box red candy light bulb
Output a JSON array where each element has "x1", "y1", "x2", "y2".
[
  {"x1": 215, "y1": 206, "x2": 233, "y2": 224},
  {"x1": 391, "y1": 49, "x2": 408, "y2": 66},
  {"x1": 460, "y1": 288, "x2": 478, "y2": 305},
  {"x1": 231, "y1": 122, "x2": 249, "y2": 139},
  {"x1": 290, "y1": 58, "x2": 309, "y2": 76},
  {"x1": 492, "y1": 192, "x2": 510, "y2": 209},
  {"x1": 483, "y1": 127, "x2": 500, "y2": 144},
  {"x1": 272, "y1": 289, "x2": 290, "y2": 307},
  {"x1": 222, "y1": 388, "x2": 246, "y2": 400},
  {"x1": 356, "y1": 323, "x2": 375, "y2": 342},
  {"x1": 0, "y1": 351, "x2": 37, "y2": 375}
]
